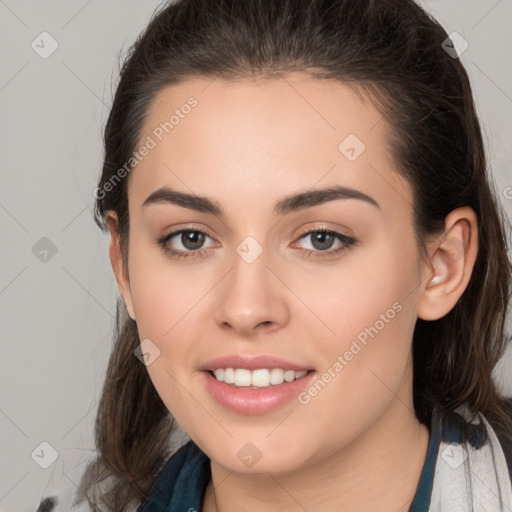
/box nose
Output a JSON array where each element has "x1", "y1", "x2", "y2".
[{"x1": 214, "y1": 245, "x2": 290, "y2": 337}]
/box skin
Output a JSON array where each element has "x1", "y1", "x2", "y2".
[{"x1": 107, "y1": 73, "x2": 478, "y2": 512}]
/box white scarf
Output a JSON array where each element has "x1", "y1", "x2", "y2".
[{"x1": 429, "y1": 404, "x2": 512, "y2": 511}]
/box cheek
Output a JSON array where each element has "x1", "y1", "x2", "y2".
[
  {"x1": 125, "y1": 243, "x2": 203, "y2": 379},
  {"x1": 299, "y1": 230, "x2": 418, "y2": 347},
  {"x1": 300, "y1": 235, "x2": 420, "y2": 427},
  {"x1": 126, "y1": 248, "x2": 208, "y2": 426},
  {"x1": 127, "y1": 238, "x2": 215, "y2": 340}
]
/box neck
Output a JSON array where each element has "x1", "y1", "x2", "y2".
[{"x1": 203, "y1": 369, "x2": 430, "y2": 512}]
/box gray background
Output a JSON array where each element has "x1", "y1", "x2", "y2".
[{"x1": 0, "y1": 1, "x2": 511, "y2": 510}]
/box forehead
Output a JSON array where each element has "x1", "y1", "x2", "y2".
[
  {"x1": 128, "y1": 73, "x2": 409, "y2": 216},
  {"x1": 142, "y1": 73, "x2": 383, "y2": 148}
]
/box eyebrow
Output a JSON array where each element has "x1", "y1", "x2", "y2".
[{"x1": 142, "y1": 184, "x2": 380, "y2": 216}]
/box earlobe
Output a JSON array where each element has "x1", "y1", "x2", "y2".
[
  {"x1": 417, "y1": 207, "x2": 478, "y2": 321},
  {"x1": 106, "y1": 212, "x2": 136, "y2": 321}
]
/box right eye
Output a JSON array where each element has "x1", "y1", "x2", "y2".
[{"x1": 157, "y1": 229, "x2": 217, "y2": 260}]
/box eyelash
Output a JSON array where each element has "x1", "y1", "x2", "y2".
[{"x1": 156, "y1": 227, "x2": 357, "y2": 261}]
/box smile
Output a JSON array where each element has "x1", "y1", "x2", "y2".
[{"x1": 212, "y1": 368, "x2": 308, "y2": 388}]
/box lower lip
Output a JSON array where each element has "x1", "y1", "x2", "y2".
[{"x1": 200, "y1": 370, "x2": 316, "y2": 415}]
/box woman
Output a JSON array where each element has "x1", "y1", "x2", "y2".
[{"x1": 37, "y1": 0, "x2": 512, "y2": 510}]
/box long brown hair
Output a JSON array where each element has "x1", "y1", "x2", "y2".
[{"x1": 78, "y1": 0, "x2": 512, "y2": 509}]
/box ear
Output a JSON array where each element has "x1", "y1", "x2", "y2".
[
  {"x1": 417, "y1": 206, "x2": 478, "y2": 321},
  {"x1": 106, "y1": 211, "x2": 136, "y2": 321}
]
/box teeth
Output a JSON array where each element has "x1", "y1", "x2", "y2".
[
  {"x1": 212, "y1": 368, "x2": 308, "y2": 388},
  {"x1": 223, "y1": 368, "x2": 235, "y2": 384},
  {"x1": 270, "y1": 368, "x2": 284, "y2": 385},
  {"x1": 234, "y1": 369, "x2": 252, "y2": 387},
  {"x1": 252, "y1": 369, "x2": 270, "y2": 387}
]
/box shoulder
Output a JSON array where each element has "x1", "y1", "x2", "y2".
[
  {"x1": 441, "y1": 400, "x2": 512, "y2": 478},
  {"x1": 428, "y1": 401, "x2": 512, "y2": 510},
  {"x1": 490, "y1": 398, "x2": 512, "y2": 482}
]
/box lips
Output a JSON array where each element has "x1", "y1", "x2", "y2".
[
  {"x1": 197, "y1": 354, "x2": 316, "y2": 414},
  {"x1": 199, "y1": 369, "x2": 317, "y2": 415}
]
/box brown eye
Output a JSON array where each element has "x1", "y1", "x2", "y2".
[
  {"x1": 307, "y1": 231, "x2": 337, "y2": 251},
  {"x1": 157, "y1": 229, "x2": 215, "y2": 260},
  {"x1": 295, "y1": 229, "x2": 356, "y2": 259},
  {"x1": 179, "y1": 230, "x2": 206, "y2": 250}
]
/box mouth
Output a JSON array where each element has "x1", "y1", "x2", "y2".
[
  {"x1": 207, "y1": 367, "x2": 311, "y2": 389},
  {"x1": 200, "y1": 367, "x2": 316, "y2": 415}
]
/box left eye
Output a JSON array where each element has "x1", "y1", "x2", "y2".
[
  {"x1": 293, "y1": 229, "x2": 356, "y2": 258},
  {"x1": 297, "y1": 229, "x2": 351, "y2": 251}
]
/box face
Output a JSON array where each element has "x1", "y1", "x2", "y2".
[{"x1": 112, "y1": 73, "x2": 428, "y2": 474}]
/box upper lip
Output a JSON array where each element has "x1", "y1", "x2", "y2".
[{"x1": 199, "y1": 355, "x2": 313, "y2": 372}]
